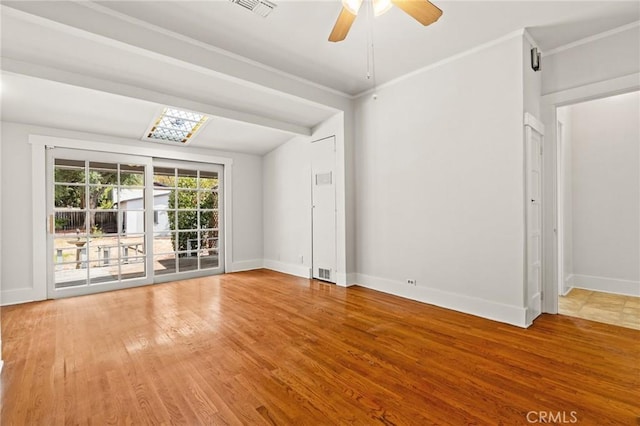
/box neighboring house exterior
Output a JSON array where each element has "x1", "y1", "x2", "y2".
[{"x1": 116, "y1": 185, "x2": 171, "y2": 235}]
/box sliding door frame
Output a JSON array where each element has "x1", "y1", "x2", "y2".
[
  {"x1": 46, "y1": 148, "x2": 155, "y2": 298},
  {"x1": 31, "y1": 135, "x2": 233, "y2": 301}
]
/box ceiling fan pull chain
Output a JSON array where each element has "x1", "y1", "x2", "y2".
[{"x1": 366, "y1": 0, "x2": 378, "y2": 95}]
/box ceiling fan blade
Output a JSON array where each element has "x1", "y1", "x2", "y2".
[
  {"x1": 391, "y1": 0, "x2": 442, "y2": 26},
  {"x1": 329, "y1": 7, "x2": 357, "y2": 42}
]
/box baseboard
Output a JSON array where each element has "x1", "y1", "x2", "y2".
[
  {"x1": 562, "y1": 274, "x2": 575, "y2": 296},
  {"x1": 572, "y1": 274, "x2": 640, "y2": 297},
  {"x1": 525, "y1": 293, "x2": 542, "y2": 326},
  {"x1": 336, "y1": 272, "x2": 358, "y2": 287},
  {"x1": 354, "y1": 273, "x2": 528, "y2": 328},
  {"x1": 263, "y1": 259, "x2": 312, "y2": 279},
  {"x1": 230, "y1": 259, "x2": 263, "y2": 273},
  {"x1": 1, "y1": 288, "x2": 43, "y2": 306},
  {"x1": 0, "y1": 360, "x2": 3, "y2": 374}
]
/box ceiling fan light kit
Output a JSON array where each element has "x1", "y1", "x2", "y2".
[{"x1": 329, "y1": 0, "x2": 443, "y2": 42}]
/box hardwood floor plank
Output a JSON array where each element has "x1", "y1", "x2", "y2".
[{"x1": 2, "y1": 269, "x2": 639, "y2": 425}]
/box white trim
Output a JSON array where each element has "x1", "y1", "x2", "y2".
[
  {"x1": 230, "y1": 259, "x2": 263, "y2": 272},
  {"x1": 522, "y1": 29, "x2": 539, "y2": 49},
  {"x1": 0, "y1": 360, "x2": 3, "y2": 374},
  {"x1": 31, "y1": 143, "x2": 48, "y2": 303},
  {"x1": 263, "y1": 259, "x2": 312, "y2": 279},
  {"x1": 0, "y1": 288, "x2": 40, "y2": 306},
  {"x1": 571, "y1": 274, "x2": 640, "y2": 297},
  {"x1": 524, "y1": 112, "x2": 545, "y2": 134},
  {"x1": 542, "y1": 73, "x2": 640, "y2": 107},
  {"x1": 354, "y1": 274, "x2": 529, "y2": 328},
  {"x1": 563, "y1": 274, "x2": 574, "y2": 296},
  {"x1": 336, "y1": 272, "x2": 357, "y2": 287},
  {"x1": 355, "y1": 28, "x2": 526, "y2": 98},
  {"x1": 29, "y1": 134, "x2": 234, "y2": 166},
  {"x1": 543, "y1": 21, "x2": 640, "y2": 57}
]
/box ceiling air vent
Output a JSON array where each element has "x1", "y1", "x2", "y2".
[{"x1": 229, "y1": 0, "x2": 277, "y2": 17}]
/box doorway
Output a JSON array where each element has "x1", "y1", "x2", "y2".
[
  {"x1": 555, "y1": 91, "x2": 639, "y2": 329},
  {"x1": 47, "y1": 148, "x2": 224, "y2": 298}
]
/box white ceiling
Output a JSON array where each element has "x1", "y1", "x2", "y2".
[
  {"x1": 1, "y1": 1, "x2": 638, "y2": 155},
  {"x1": 93, "y1": 0, "x2": 640, "y2": 95},
  {"x1": 0, "y1": 72, "x2": 296, "y2": 155}
]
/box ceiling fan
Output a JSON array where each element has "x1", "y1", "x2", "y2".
[{"x1": 329, "y1": 0, "x2": 442, "y2": 42}]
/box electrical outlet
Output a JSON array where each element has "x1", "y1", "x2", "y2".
[
  {"x1": 299, "y1": 255, "x2": 304, "y2": 264},
  {"x1": 407, "y1": 279, "x2": 416, "y2": 286}
]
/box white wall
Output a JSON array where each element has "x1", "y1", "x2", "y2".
[
  {"x1": 1, "y1": 121, "x2": 264, "y2": 304},
  {"x1": 353, "y1": 34, "x2": 529, "y2": 326},
  {"x1": 568, "y1": 91, "x2": 640, "y2": 295},
  {"x1": 542, "y1": 25, "x2": 640, "y2": 96},
  {"x1": 263, "y1": 135, "x2": 313, "y2": 278},
  {"x1": 262, "y1": 112, "x2": 351, "y2": 283},
  {"x1": 556, "y1": 106, "x2": 573, "y2": 294}
]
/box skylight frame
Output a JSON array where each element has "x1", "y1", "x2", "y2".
[{"x1": 143, "y1": 107, "x2": 209, "y2": 145}]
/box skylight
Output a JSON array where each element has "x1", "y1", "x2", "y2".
[{"x1": 146, "y1": 108, "x2": 208, "y2": 144}]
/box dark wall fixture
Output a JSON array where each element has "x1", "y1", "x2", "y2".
[{"x1": 531, "y1": 47, "x2": 541, "y2": 72}]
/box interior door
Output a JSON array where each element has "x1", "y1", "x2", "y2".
[
  {"x1": 311, "y1": 136, "x2": 337, "y2": 283},
  {"x1": 526, "y1": 123, "x2": 544, "y2": 322}
]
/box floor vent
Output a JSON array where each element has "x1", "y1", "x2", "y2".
[
  {"x1": 229, "y1": 0, "x2": 277, "y2": 17},
  {"x1": 318, "y1": 268, "x2": 331, "y2": 280}
]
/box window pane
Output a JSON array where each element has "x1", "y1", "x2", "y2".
[
  {"x1": 154, "y1": 254, "x2": 176, "y2": 275},
  {"x1": 89, "y1": 162, "x2": 118, "y2": 184},
  {"x1": 177, "y1": 169, "x2": 198, "y2": 188},
  {"x1": 117, "y1": 188, "x2": 145, "y2": 211},
  {"x1": 88, "y1": 186, "x2": 116, "y2": 210},
  {"x1": 92, "y1": 211, "x2": 119, "y2": 235},
  {"x1": 120, "y1": 165, "x2": 145, "y2": 187},
  {"x1": 121, "y1": 211, "x2": 145, "y2": 235},
  {"x1": 177, "y1": 231, "x2": 198, "y2": 253},
  {"x1": 200, "y1": 251, "x2": 218, "y2": 269},
  {"x1": 54, "y1": 211, "x2": 86, "y2": 234},
  {"x1": 199, "y1": 210, "x2": 218, "y2": 230},
  {"x1": 153, "y1": 167, "x2": 176, "y2": 188},
  {"x1": 176, "y1": 190, "x2": 198, "y2": 209},
  {"x1": 55, "y1": 159, "x2": 85, "y2": 183},
  {"x1": 55, "y1": 268, "x2": 86, "y2": 288},
  {"x1": 55, "y1": 185, "x2": 85, "y2": 209},
  {"x1": 91, "y1": 235, "x2": 119, "y2": 269},
  {"x1": 177, "y1": 211, "x2": 198, "y2": 230},
  {"x1": 154, "y1": 232, "x2": 175, "y2": 254},
  {"x1": 199, "y1": 171, "x2": 218, "y2": 190},
  {"x1": 198, "y1": 190, "x2": 218, "y2": 209},
  {"x1": 177, "y1": 254, "x2": 198, "y2": 273},
  {"x1": 121, "y1": 234, "x2": 145, "y2": 256},
  {"x1": 121, "y1": 257, "x2": 145, "y2": 280}
]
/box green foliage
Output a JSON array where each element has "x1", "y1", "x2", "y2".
[{"x1": 167, "y1": 176, "x2": 219, "y2": 254}]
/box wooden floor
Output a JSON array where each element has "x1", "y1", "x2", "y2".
[
  {"x1": 559, "y1": 288, "x2": 640, "y2": 330},
  {"x1": 1, "y1": 270, "x2": 638, "y2": 425}
]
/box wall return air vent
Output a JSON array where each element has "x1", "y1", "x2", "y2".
[{"x1": 229, "y1": 0, "x2": 277, "y2": 17}]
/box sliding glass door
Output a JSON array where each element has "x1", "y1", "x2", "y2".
[
  {"x1": 152, "y1": 161, "x2": 223, "y2": 281},
  {"x1": 47, "y1": 149, "x2": 224, "y2": 298}
]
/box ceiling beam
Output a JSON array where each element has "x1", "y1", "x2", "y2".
[{"x1": 2, "y1": 58, "x2": 312, "y2": 136}]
